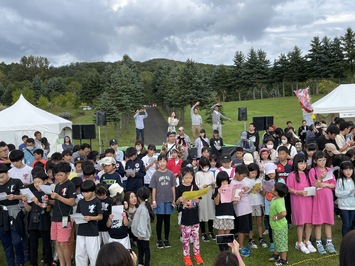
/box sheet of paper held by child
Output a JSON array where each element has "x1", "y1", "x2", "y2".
[
  {"x1": 250, "y1": 182, "x2": 261, "y2": 194},
  {"x1": 70, "y1": 213, "x2": 88, "y2": 224},
  {"x1": 262, "y1": 180, "x2": 275, "y2": 193},
  {"x1": 112, "y1": 205, "x2": 124, "y2": 220},
  {"x1": 182, "y1": 186, "x2": 210, "y2": 201},
  {"x1": 220, "y1": 184, "x2": 243, "y2": 203}
]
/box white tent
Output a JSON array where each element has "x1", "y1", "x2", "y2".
[
  {"x1": 312, "y1": 84, "x2": 355, "y2": 122},
  {"x1": 0, "y1": 95, "x2": 72, "y2": 154}
]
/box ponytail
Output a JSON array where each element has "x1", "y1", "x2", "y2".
[{"x1": 136, "y1": 186, "x2": 155, "y2": 222}]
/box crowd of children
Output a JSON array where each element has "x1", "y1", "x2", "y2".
[{"x1": 1, "y1": 117, "x2": 355, "y2": 266}]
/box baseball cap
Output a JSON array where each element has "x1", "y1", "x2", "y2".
[
  {"x1": 99, "y1": 157, "x2": 117, "y2": 165},
  {"x1": 241, "y1": 131, "x2": 248, "y2": 140},
  {"x1": 265, "y1": 162, "x2": 277, "y2": 175},
  {"x1": 221, "y1": 154, "x2": 231, "y2": 163},
  {"x1": 109, "y1": 183, "x2": 124, "y2": 197},
  {"x1": 243, "y1": 153, "x2": 254, "y2": 165},
  {"x1": 109, "y1": 139, "x2": 118, "y2": 146},
  {"x1": 74, "y1": 157, "x2": 85, "y2": 164},
  {"x1": 213, "y1": 129, "x2": 219, "y2": 134},
  {"x1": 178, "y1": 127, "x2": 184, "y2": 131},
  {"x1": 167, "y1": 131, "x2": 176, "y2": 137},
  {"x1": 324, "y1": 143, "x2": 341, "y2": 155}
]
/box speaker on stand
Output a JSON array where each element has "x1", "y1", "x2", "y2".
[
  {"x1": 96, "y1": 112, "x2": 106, "y2": 153},
  {"x1": 238, "y1": 107, "x2": 247, "y2": 130}
]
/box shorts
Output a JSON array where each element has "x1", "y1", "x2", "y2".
[
  {"x1": 213, "y1": 218, "x2": 234, "y2": 230},
  {"x1": 154, "y1": 202, "x2": 174, "y2": 215},
  {"x1": 108, "y1": 235, "x2": 131, "y2": 250},
  {"x1": 51, "y1": 221, "x2": 73, "y2": 242},
  {"x1": 235, "y1": 213, "x2": 252, "y2": 234},
  {"x1": 273, "y1": 225, "x2": 288, "y2": 252},
  {"x1": 252, "y1": 205, "x2": 263, "y2": 217}
]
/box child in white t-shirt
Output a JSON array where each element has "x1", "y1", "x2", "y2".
[{"x1": 9, "y1": 149, "x2": 33, "y2": 186}]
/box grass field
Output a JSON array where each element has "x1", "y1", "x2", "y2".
[{"x1": 55, "y1": 95, "x2": 325, "y2": 150}]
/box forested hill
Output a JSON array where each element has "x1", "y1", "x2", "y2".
[{"x1": 0, "y1": 27, "x2": 354, "y2": 128}]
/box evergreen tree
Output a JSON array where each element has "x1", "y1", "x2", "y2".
[{"x1": 341, "y1": 27, "x2": 355, "y2": 82}]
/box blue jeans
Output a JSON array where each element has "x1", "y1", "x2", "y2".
[
  {"x1": 136, "y1": 128, "x2": 145, "y2": 143},
  {"x1": 340, "y1": 209, "x2": 355, "y2": 236},
  {"x1": 0, "y1": 226, "x2": 24, "y2": 266}
]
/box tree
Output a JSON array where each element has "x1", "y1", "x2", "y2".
[
  {"x1": 330, "y1": 37, "x2": 345, "y2": 83},
  {"x1": 44, "y1": 77, "x2": 66, "y2": 99},
  {"x1": 306, "y1": 36, "x2": 323, "y2": 94},
  {"x1": 232, "y1": 51, "x2": 246, "y2": 101},
  {"x1": 37, "y1": 95, "x2": 50, "y2": 109},
  {"x1": 80, "y1": 70, "x2": 101, "y2": 104},
  {"x1": 341, "y1": 27, "x2": 355, "y2": 82},
  {"x1": 31, "y1": 75, "x2": 44, "y2": 100},
  {"x1": 286, "y1": 46, "x2": 307, "y2": 90},
  {"x1": 272, "y1": 53, "x2": 289, "y2": 97}
]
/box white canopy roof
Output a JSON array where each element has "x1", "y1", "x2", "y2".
[
  {"x1": 0, "y1": 95, "x2": 72, "y2": 153},
  {"x1": 312, "y1": 84, "x2": 355, "y2": 116}
]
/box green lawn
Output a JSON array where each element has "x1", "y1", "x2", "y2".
[
  {"x1": 56, "y1": 95, "x2": 324, "y2": 150},
  {"x1": 147, "y1": 212, "x2": 341, "y2": 266}
]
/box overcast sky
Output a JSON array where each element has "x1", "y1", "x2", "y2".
[{"x1": 1, "y1": 0, "x2": 354, "y2": 67}]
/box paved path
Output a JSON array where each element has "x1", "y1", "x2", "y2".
[{"x1": 144, "y1": 107, "x2": 168, "y2": 146}]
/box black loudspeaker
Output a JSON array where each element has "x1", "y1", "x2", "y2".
[
  {"x1": 96, "y1": 112, "x2": 107, "y2": 126},
  {"x1": 82, "y1": 124, "x2": 96, "y2": 139},
  {"x1": 238, "y1": 107, "x2": 247, "y2": 121},
  {"x1": 265, "y1": 116, "x2": 274, "y2": 128},
  {"x1": 253, "y1": 117, "x2": 265, "y2": 131},
  {"x1": 72, "y1": 125, "x2": 82, "y2": 140},
  {"x1": 252, "y1": 116, "x2": 274, "y2": 131}
]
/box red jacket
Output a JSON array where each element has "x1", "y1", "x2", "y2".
[{"x1": 167, "y1": 158, "x2": 182, "y2": 176}]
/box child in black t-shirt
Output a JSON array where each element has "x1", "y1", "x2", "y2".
[
  {"x1": 50, "y1": 162, "x2": 76, "y2": 266},
  {"x1": 175, "y1": 167, "x2": 204, "y2": 266},
  {"x1": 23, "y1": 171, "x2": 52, "y2": 266},
  {"x1": 96, "y1": 184, "x2": 112, "y2": 245},
  {"x1": 75, "y1": 180, "x2": 103, "y2": 266},
  {"x1": 106, "y1": 193, "x2": 130, "y2": 249},
  {"x1": 213, "y1": 171, "x2": 235, "y2": 252}
]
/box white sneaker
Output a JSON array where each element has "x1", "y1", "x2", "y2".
[
  {"x1": 295, "y1": 242, "x2": 310, "y2": 254},
  {"x1": 305, "y1": 241, "x2": 317, "y2": 253},
  {"x1": 263, "y1": 230, "x2": 269, "y2": 235}
]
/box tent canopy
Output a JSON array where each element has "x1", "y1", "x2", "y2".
[
  {"x1": 312, "y1": 84, "x2": 355, "y2": 115},
  {"x1": 0, "y1": 95, "x2": 72, "y2": 153}
]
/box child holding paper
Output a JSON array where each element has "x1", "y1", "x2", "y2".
[
  {"x1": 286, "y1": 154, "x2": 315, "y2": 254},
  {"x1": 195, "y1": 157, "x2": 216, "y2": 242},
  {"x1": 213, "y1": 171, "x2": 235, "y2": 252},
  {"x1": 132, "y1": 186, "x2": 155, "y2": 266},
  {"x1": 247, "y1": 163, "x2": 268, "y2": 249},
  {"x1": 262, "y1": 162, "x2": 285, "y2": 254},
  {"x1": 309, "y1": 151, "x2": 336, "y2": 254},
  {"x1": 75, "y1": 180, "x2": 103, "y2": 266},
  {"x1": 231, "y1": 164, "x2": 253, "y2": 257},
  {"x1": 176, "y1": 167, "x2": 204, "y2": 266},
  {"x1": 23, "y1": 171, "x2": 52, "y2": 266},
  {"x1": 106, "y1": 193, "x2": 130, "y2": 249},
  {"x1": 50, "y1": 162, "x2": 76, "y2": 266}
]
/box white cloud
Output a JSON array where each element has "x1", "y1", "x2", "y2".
[{"x1": 0, "y1": 0, "x2": 354, "y2": 66}]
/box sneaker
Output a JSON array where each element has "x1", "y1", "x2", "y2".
[
  {"x1": 248, "y1": 239, "x2": 258, "y2": 249},
  {"x1": 194, "y1": 254, "x2": 204, "y2": 265},
  {"x1": 156, "y1": 240, "x2": 164, "y2": 249},
  {"x1": 275, "y1": 259, "x2": 289, "y2": 265},
  {"x1": 269, "y1": 243, "x2": 275, "y2": 252},
  {"x1": 288, "y1": 224, "x2": 293, "y2": 229},
  {"x1": 316, "y1": 243, "x2": 327, "y2": 255},
  {"x1": 164, "y1": 239, "x2": 171, "y2": 248},
  {"x1": 295, "y1": 242, "x2": 310, "y2": 254},
  {"x1": 259, "y1": 238, "x2": 268, "y2": 248},
  {"x1": 183, "y1": 256, "x2": 193, "y2": 266},
  {"x1": 209, "y1": 232, "x2": 216, "y2": 240},
  {"x1": 268, "y1": 253, "x2": 280, "y2": 262},
  {"x1": 325, "y1": 242, "x2": 337, "y2": 254},
  {"x1": 202, "y1": 234, "x2": 210, "y2": 242},
  {"x1": 239, "y1": 246, "x2": 251, "y2": 257},
  {"x1": 305, "y1": 241, "x2": 317, "y2": 253},
  {"x1": 263, "y1": 229, "x2": 269, "y2": 235}
]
